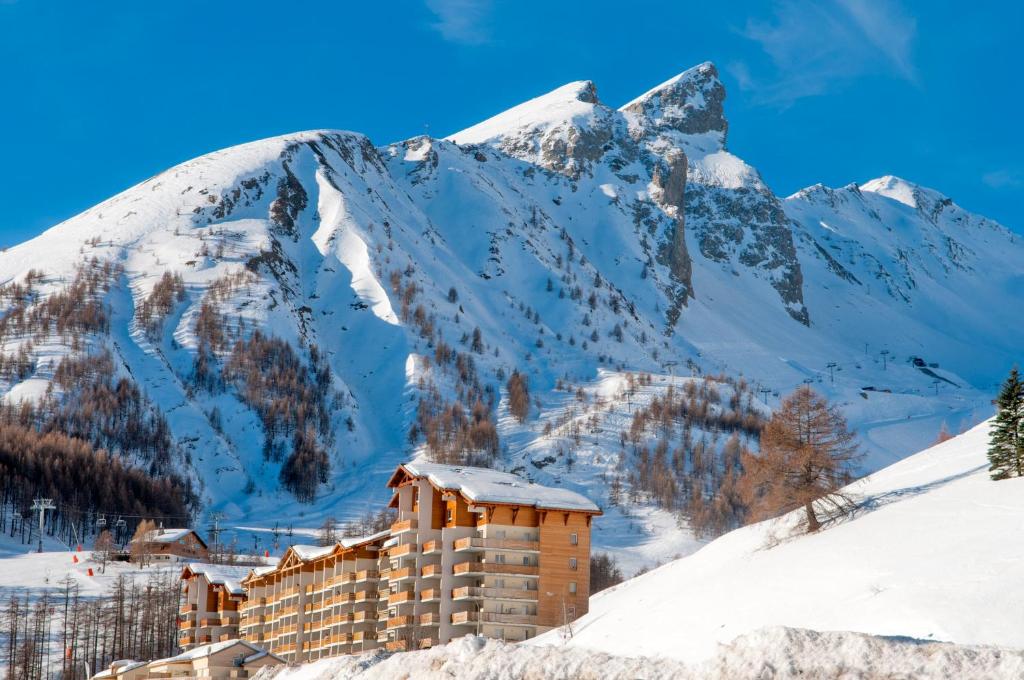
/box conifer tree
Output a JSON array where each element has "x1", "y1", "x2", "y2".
[{"x1": 988, "y1": 366, "x2": 1024, "y2": 480}]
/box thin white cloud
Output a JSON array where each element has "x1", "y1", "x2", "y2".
[
  {"x1": 425, "y1": 0, "x2": 492, "y2": 46},
  {"x1": 729, "y1": 0, "x2": 918, "y2": 106},
  {"x1": 982, "y1": 170, "x2": 1022, "y2": 190}
]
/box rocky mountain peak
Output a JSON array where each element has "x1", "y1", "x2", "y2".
[{"x1": 620, "y1": 61, "x2": 728, "y2": 140}]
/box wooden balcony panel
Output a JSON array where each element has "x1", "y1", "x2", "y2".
[
  {"x1": 390, "y1": 518, "x2": 417, "y2": 533},
  {"x1": 387, "y1": 591, "x2": 415, "y2": 605},
  {"x1": 453, "y1": 537, "x2": 540, "y2": 553},
  {"x1": 452, "y1": 562, "x2": 539, "y2": 577},
  {"x1": 386, "y1": 615, "x2": 415, "y2": 629}
]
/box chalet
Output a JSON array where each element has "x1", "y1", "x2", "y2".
[{"x1": 133, "y1": 528, "x2": 208, "y2": 563}]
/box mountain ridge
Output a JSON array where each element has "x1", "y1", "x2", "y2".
[{"x1": 0, "y1": 61, "x2": 1017, "y2": 568}]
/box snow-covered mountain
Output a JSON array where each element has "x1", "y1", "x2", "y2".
[{"x1": 0, "y1": 61, "x2": 1019, "y2": 563}]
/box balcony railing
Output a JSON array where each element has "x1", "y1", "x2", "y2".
[
  {"x1": 453, "y1": 537, "x2": 540, "y2": 553},
  {"x1": 355, "y1": 570, "x2": 380, "y2": 583},
  {"x1": 419, "y1": 612, "x2": 441, "y2": 626},
  {"x1": 388, "y1": 567, "x2": 414, "y2": 582},
  {"x1": 354, "y1": 589, "x2": 378, "y2": 603},
  {"x1": 388, "y1": 590, "x2": 415, "y2": 605},
  {"x1": 452, "y1": 562, "x2": 539, "y2": 577},
  {"x1": 386, "y1": 615, "x2": 415, "y2": 629},
  {"x1": 390, "y1": 518, "x2": 417, "y2": 534},
  {"x1": 451, "y1": 586, "x2": 538, "y2": 601},
  {"x1": 385, "y1": 639, "x2": 409, "y2": 652},
  {"x1": 389, "y1": 543, "x2": 416, "y2": 558},
  {"x1": 479, "y1": 612, "x2": 537, "y2": 626},
  {"x1": 450, "y1": 611, "x2": 478, "y2": 625},
  {"x1": 421, "y1": 540, "x2": 440, "y2": 554},
  {"x1": 420, "y1": 564, "x2": 442, "y2": 579},
  {"x1": 419, "y1": 638, "x2": 436, "y2": 649},
  {"x1": 420, "y1": 588, "x2": 439, "y2": 602},
  {"x1": 353, "y1": 611, "x2": 377, "y2": 624}
]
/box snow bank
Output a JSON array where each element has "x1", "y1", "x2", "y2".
[{"x1": 257, "y1": 628, "x2": 1024, "y2": 680}]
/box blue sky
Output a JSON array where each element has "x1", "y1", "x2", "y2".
[{"x1": 1, "y1": 1, "x2": 1020, "y2": 247}]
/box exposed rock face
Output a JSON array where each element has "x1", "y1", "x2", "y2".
[
  {"x1": 650, "y1": 150, "x2": 693, "y2": 289},
  {"x1": 621, "y1": 62, "x2": 809, "y2": 325},
  {"x1": 621, "y1": 62, "x2": 728, "y2": 139}
]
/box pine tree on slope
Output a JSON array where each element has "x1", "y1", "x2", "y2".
[{"x1": 988, "y1": 366, "x2": 1024, "y2": 480}]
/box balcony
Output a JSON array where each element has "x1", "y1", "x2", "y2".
[
  {"x1": 355, "y1": 569, "x2": 380, "y2": 583},
  {"x1": 179, "y1": 603, "x2": 198, "y2": 614},
  {"x1": 329, "y1": 593, "x2": 355, "y2": 607},
  {"x1": 452, "y1": 562, "x2": 539, "y2": 577},
  {"x1": 385, "y1": 639, "x2": 409, "y2": 653},
  {"x1": 421, "y1": 540, "x2": 441, "y2": 555},
  {"x1": 450, "y1": 611, "x2": 478, "y2": 625},
  {"x1": 389, "y1": 543, "x2": 416, "y2": 559},
  {"x1": 388, "y1": 567, "x2": 415, "y2": 582},
  {"x1": 354, "y1": 589, "x2": 378, "y2": 603},
  {"x1": 386, "y1": 615, "x2": 415, "y2": 630},
  {"x1": 419, "y1": 612, "x2": 441, "y2": 626},
  {"x1": 453, "y1": 537, "x2": 540, "y2": 553},
  {"x1": 451, "y1": 586, "x2": 539, "y2": 601},
  {"x1": 390, "y1": 518, "x2": 417, "y2": 534},
  {"x1": 419, "y1": 638, "x2": 436, "y2": 649},
  {"x1": 420, "y1": 564, "x2": 442, "y2": 579},
  {"x1": 479, "y1": 612, "x2": 537, "y2": 626},
  {"x1": 419, "y1": 588, "x2": 439, "y2": 602},
  {"x1": 199, "y1": 618, "x2": 222, "y2": 627},
  {"x1": 352, "y1": 630, "x2": 371, "y2": 643},
  {"x1": 353, "y1": 611, "x2": 377, "y2": 624},
  {"x1": 388, "y1": 590, "x2": 415, "y2": 605}
]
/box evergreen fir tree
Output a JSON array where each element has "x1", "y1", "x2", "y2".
[{"x1": 988, "y1": 366, "x2": 1024, "y2": 480}]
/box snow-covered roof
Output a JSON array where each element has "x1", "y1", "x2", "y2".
[
  {"x1": 289, "y1": 544, "x2": 334, "y2": 561},
  {"x1": 400, "y1": 462, "x2": 601, "y2": 513},
  {"x1": 154, "y1": 638, "x2": 268, "y2": 664},
  {"x1": 134, "y1": 528, "x2": 200, "y2": 544},
  {"x1": 183, "y1": 563, "x2": 252, "y2": 595},
  {"x1": 92, "y1": 661, "x2": 146, "y2": 679},
  {"x1": 339, "y1": 529, "x2": 389, "y2": 549}
]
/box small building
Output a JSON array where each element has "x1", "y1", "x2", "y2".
[
  {"x1": 179, "y1": 563, "x2": 253, "y2": 650},
  {"x1": 132, "y1": 528, "x2": 208, "y2": 563},
  {"x1": 90, "y1": 660, "x2": 148, "y2": 680}
]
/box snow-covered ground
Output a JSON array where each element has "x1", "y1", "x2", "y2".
[
  {"x1": 529, "y1": 417, "x2": 1023, "y2": 660},
  {"x1": 258, "y1": 628, "x2": 1024, "y2": 680}
]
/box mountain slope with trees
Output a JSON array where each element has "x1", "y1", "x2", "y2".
[{"x1": 0, "y1": 62, "x2": 1018, "y2": 566}]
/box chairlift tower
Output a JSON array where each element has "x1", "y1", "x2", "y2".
[{"x1": 31, "y1": 498, "x2": 56, "y2": 553}]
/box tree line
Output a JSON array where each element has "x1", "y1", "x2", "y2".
[{"x1": 0, "y1": 570, "x2": 181, "y2": 680}]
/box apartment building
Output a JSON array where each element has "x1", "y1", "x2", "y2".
[
  {"x1": 237, "y1": 532, "x2": 389, "y2": 663},
  {"x1": 178, "y1": 563, "x2": 253, "y2": 650},
  {"x1": 380, "y1": 462, "x2": 600, "y2": 651},
  {"x1": 191, "y1": 462, "x2": 600, "y2": 662}
]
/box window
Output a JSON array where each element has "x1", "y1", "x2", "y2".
[
  {"x1": 522, "y1": 556, "x2": 530, "y2": 565},
  {"x1": 495, "y1": 553, "x2": 506, "y2": 564},
  {"x1": 446, "y1": 508, "x2": 453, "y2": 523},
  {"x1": 569, "y1": 557, "x2": 577, "y2": 570},
  {"x1": 568, "y1": 581, "x2": 577, "y2": 594},
  {"x1": 568, "y1": 606, "x2": 576, "y2": 619},
  {"x1": 569, "y1": 533, "x2": 578, "y2": 545}
]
